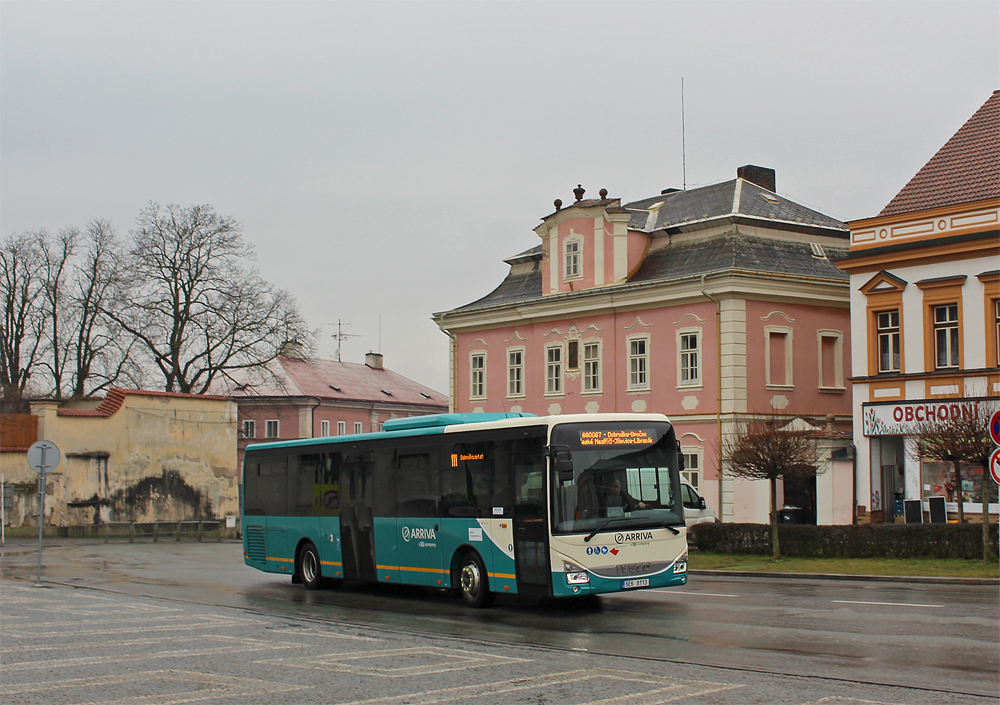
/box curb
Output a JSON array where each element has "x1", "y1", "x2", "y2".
[{"x1": 690, "y1": 569, "x2": 1000, "y2": 585}]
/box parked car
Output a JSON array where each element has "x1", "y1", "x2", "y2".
[{"x1": 682, "y1": 481, "x2": 719, "y2": 526}]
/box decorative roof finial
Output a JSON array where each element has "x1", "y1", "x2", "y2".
[
  {"x1": 573, "y1": 184, "x2": 585, "y2": 201},
  {"x1": 554, "y1": 198, "x2": 562, "y2": 211},
  {"x1": 599, "y1": 188, "x2": 608, "y2": 200}
]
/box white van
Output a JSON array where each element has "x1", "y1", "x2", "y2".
[{"x1": 681, "y1": 481, "x2": 719, "y2": 527}]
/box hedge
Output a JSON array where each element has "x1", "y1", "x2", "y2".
[{"x1": 688, "y1": 522, "x2": 1000, "y2": 560}]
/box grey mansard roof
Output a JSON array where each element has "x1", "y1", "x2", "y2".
[
  {"x1": 446, "y1": 236, "x2": 847, "y2": 314},
  {"x1": 624, "y1": 179, "x2": 847, "y2": 232},
  {"x1": 437, "y1": 176, "x2": 848, "y2": 317}
]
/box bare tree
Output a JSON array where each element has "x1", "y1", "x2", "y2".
[
  {"x1": 113, "y1": 203, "x2": 309, "y2": 394},
  {"x1": 1, "y1": 232, "x2": 47, "y2": 405},
  {"x1": 721, "y1": 414, "x2": 821, "y2": 559},
  {"x1": 69, "y1": 220, "x2": 144, "y2": 397},
  {"x1": 36, "y1": 227, "x2": 79, "y2": 397},
  {"x1": 906, "y1": 396, "x2": 999, "y2": 561}
]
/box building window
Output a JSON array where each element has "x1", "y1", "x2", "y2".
[
  {"x1": 567, "y1": 340, "x2": 579, "y2": 370},
  {"x1": 678, "y1": 330, "x2": 701, "y2": 386},
  {"x1": 337, "y1": 420, "x2": 347, "y2": 436},
  {"x1": 470, "y1": 352, "x2": 486, "y2": 400},
  {"x1": 817, "y1": 330, "x2": 845, "y2": 390},
  {"x1": 583, "y1": 342, "x2": 601, "y2": 392},
  {"x1": 681, "y1": 451, "x2": 701, "y2": 491},
  {"x1": 355, "y1": 421, "x2": 363, "y2": 434},
  {"x1": 564, "y1": 239, "x2": 581, "y2": 279},
  {"x1": 877, "y1": 310, "x2": 900, "y2": 373},
  {"x1": 320, "y1": 420, "x2": 330, "y2": 437},
  {"x1": 628, "y1": 336, "x2": 649, "y2": 390},
  {"x1": 508, "y1": 348, "x2": 524, "y2": 397},
  {"x1": 265, "y1": 420, "x2": 279, "y2": 438},
  {"x1": 933, "y1": 304, "x2": 959, "y2": 369},
  {"x1": 546, "y1": 345, "x2": 563, "y2": 395},
  {"x1": 242, "y1": 420, "x2": 256, "y2": 439},
  {"x1": 765, "y1": 326, "x2": 793, "y2": 388}
]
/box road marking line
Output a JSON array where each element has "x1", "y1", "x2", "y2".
[{"x1": 832, "y1": 600, "x2": 943, "y2": 608}]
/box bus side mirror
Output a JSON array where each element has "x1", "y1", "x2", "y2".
[{"x1": 547, "y1": 445, "x2": 575, "y2": 483}]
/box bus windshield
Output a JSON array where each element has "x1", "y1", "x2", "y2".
[{"x1": 549, "y1": 421, "x2": 684, "y2": 535}]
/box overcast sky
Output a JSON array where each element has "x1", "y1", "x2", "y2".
[{"x1": 2, "y1": 1, "x2": 997, "y2": 394}]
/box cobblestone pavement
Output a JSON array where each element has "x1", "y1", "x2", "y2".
[{"x1": 1, "y1": 578, "x2": 992, "y2": 705}]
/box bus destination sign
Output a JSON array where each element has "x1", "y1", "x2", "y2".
[{"x1": 579, "y1": 430, "x2": 654, "y2": 446}]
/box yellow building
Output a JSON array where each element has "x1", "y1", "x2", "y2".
[{"x1": 0, "y1": 389, "x2": 238, "y2": 528}]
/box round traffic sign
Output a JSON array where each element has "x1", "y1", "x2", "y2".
[
  {"x1": 26, "y1": 440, "x2": 60, "y2": 475},
  {"x1": 990, "y1": 410, "x2": 1000, "y2": 447},
  {"x1": 991, "y1": 448, "x2": 1000, "y2": 486}
]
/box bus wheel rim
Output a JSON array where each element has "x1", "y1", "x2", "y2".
[
  {"x1": 303, "y1": 551, "x2": 317, "y2": 583},
  {"x1": 461, "y1": 562, "x2": 480, "y2": 594}
]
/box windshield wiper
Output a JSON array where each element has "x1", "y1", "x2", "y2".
[{"x1": 584, "y1": 518, "x2": 623, "y2": 542}]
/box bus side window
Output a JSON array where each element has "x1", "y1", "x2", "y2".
[
  {"x1": 257, "y1": 457, "x2": 287, "y2": 516},
  {"x1": 395, "y1": 448, "x2": 439, "y2": 518}
]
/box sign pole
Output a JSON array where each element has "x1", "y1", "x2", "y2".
[
  {"x1": 26, "y1": 441, "x2": 60, "y2": 588},
  {"x1": 37, "y1": 453, "x2": 46, "y2": 586}
]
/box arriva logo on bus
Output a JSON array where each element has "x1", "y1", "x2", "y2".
[{"x1": 401, "y1": 526, "x2": 436, "y2": 542}]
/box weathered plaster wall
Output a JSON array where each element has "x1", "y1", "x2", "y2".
[{"x1": 0, "y1": 393, "x2": 237, "y2": 527}]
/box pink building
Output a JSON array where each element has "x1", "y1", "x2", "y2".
[
  {"x1": 434, "y1": 167, "x2": 855, "y2": 524},
  {"x1": 230, "y1": 350, "x2": 448, "y2": 470}
]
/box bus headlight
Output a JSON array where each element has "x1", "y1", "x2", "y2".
[
  {"x1": 673, "y1": 552, "x2": 688, "y2": 574},
  {"x1": 564, "y1": 561, "x2": 590, "y2": 585}
]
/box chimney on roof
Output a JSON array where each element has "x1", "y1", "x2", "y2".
[
  {"x1": 365, "y1": 351, "x2": 384, "y2": 370},
  {"x1": 737, "y1": 165, "x2": 776, "y2": 193}
]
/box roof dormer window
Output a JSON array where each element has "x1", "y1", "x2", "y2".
[{"x1": 564, "y1": 236, "x2": 583, "y2": 281}]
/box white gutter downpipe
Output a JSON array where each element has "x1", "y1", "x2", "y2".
[{"x1": 701, "y1": 273, "x2": 724, "y2": 522}]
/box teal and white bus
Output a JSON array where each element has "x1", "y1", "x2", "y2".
[{"x1": 241, "y1": 412, "x2": 689, "y2": 607}]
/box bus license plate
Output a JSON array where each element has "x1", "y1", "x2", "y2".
[{"x1": 622, "y1": 578, "x2": 649, "y2": 589}]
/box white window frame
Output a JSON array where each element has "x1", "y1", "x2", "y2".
[
  {"x1": 355, "y1": 421, "x2": 363, "y2": 434},
  {"x1": 470, "y1": 351, "x2": 486, "y2": 400},
  {"x1": 320, "y1": 420, "x2": 330, "y2": 437},
  {"x1": 764, "y1": 325, "x2": 794, "y2": 389},
  {"x1": 545, "y1": 344, "x2": 563, "y2": 396},
  {"x1": 564, "y1": 236, "x2": 583, "y2": 280},
  {"x1": 507, "y1": 347, "x2": 525, "y2": 398},
  {"x1": 337, "y1": 420, "x2": 347, "y2": 436},
  {"x1": 627, "y1": 335, "x2": 650, "y2": 391},
  {"x1": 676, "y1": 328, "x2": 702, "y2": 388},
  {"x1": 265, "y1": 419, "x2": 279, "y2": 439},
  {"x1": 680, "y1": 446, "x2": 703, "y2": 491},
  {"x1": 876, "y1": 310, "x2": 901, "y2": 373},
  {"x1": 242, "y1": 420, "x2": 256, "y2": 439},
  {"x1": 582, "y1": 340, "x2": 602, "y2": 394},
  {"x1": 933, "y1": 303, "x2": 959, "y2": 370},
  {"x1": 816, "y1": 329, "x2": 845, "y2": 392}
]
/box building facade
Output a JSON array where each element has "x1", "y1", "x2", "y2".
[
  {"x1": 838, "y1": 91, "x2": 1000, "y2": 523},
  {"x1": 0, "y1": 389, "x2": 238, "y2": 528},
  {"x1": 435, "y1": 167, "x2": 854, "y2": 524},
  {"x1": 230, "y1": 351, "x2": 449, "y2": 470}
]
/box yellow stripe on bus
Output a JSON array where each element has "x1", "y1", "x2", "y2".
[
  {"x1": 266, "y1": 557, "x2": 294, "y2": 563},
  {"x1": 489, "y1": 572, "x2": 516, "y2": 579},
  {"x1": 320, "y1": 560, "x2": 343, "y2": 567}
]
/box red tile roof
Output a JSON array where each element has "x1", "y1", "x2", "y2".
[
  {"x1": 230, "y1": 355, "x2": 448, "y2": 408},
  {"x1": 57, "y1": 388, "x2": 231, "y2": 417},
  {"x1": 879, "y1": 91, "x2": 1000, "y2": 217}
]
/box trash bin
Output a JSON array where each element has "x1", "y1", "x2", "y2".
[{"x1": 779, "y1": 507, "x2": 803, "y2": 524}]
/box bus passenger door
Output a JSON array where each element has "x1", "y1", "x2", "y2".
[
  {"x1": 513, "y1": 457, "x2": 551, "y2": 597},
  {"x1": 339, "y1": 452, "x2": 378, "y2": 583}
]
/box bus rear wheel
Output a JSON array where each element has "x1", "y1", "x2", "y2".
[
  {"x1": 298, "y1": 542, "x2": 323, "y2": 590},
  {"x1": 458, "y1": 552, "x2": 493, "y2": 608}
]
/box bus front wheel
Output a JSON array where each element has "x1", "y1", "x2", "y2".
[
  {"x1": 298, "y1": 542, "x2": 323, "y2": 590},
  {"x1": 458, "y1": 552, "x2": 494, "y2": 608}
]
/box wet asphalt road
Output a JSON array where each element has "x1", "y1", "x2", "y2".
[{"x1": 1, "y1": 538, "x2": 997, "y2": 704}]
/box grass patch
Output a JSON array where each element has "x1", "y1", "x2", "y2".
[{"x1": 689, "y1": 551, "x2": 1000, "y2": 579}]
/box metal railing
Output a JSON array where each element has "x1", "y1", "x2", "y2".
[{"x1": 103, "y1": 520, "x2": 223, "y2": 543}]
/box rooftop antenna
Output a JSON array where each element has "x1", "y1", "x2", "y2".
[
  {"x1": 331, "y1": 319, "x2": 360, "y2": 362},
  {"x1": 681, "y1": 77, "x2": 687, "y2": 191}
]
